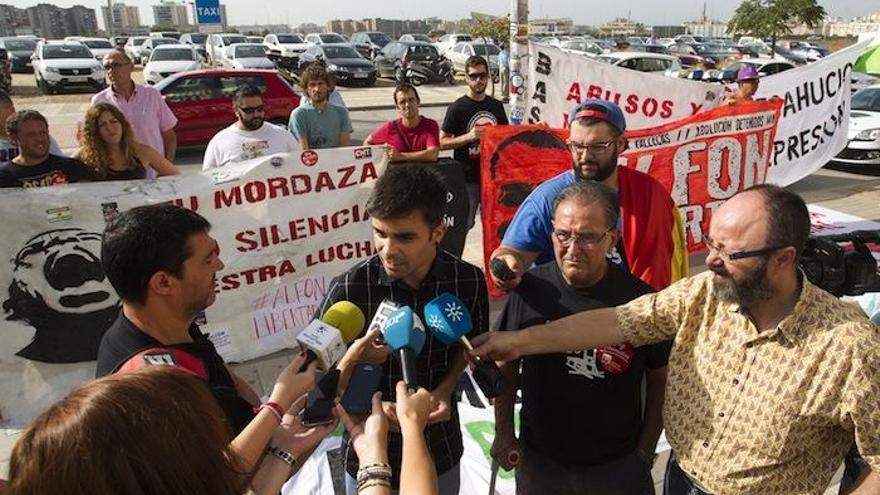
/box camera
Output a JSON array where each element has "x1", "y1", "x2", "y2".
[{"x1": 800, "y1": 230, "x2": 880, "y2": 297}]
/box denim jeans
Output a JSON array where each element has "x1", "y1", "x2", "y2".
[{"x1": 664, "y1": 454, "x2": 712, "y2": 495}]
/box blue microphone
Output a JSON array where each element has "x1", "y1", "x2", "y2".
[
  {"x1": 424, "y1": 293, "x2": 505, "y2": 398},
  {"x1": 383, "y1": 306, "x2": 426, "y2": 392}
]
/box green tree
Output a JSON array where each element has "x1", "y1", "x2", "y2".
[
  {"x1": 464, "y1": 16, "x2": 510, "y2": 45},
  {"x1": 727, "y1": 0, "x2": 826, "y2": 56}
]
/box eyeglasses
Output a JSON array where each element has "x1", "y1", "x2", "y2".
[
  {"x1": 704, "y1": 236, "x2": 787, "y2": 262},
  {"x1": 552, "y1": 227, "x2": 612, "y2": 249},
  {"x1": 238, "y1": 105, "x2": 264, "y2": 114},
  {"x1": 567, "y1": 140, "x2": 616, "y2": 155},
  {"x1": 102, "y1": 62, "x2": 130, "y2": 70},
  {"x1": 466, "y1": 72, "x2": 489, "y2": 81}
]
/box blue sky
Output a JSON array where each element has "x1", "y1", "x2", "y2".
[{"x1": 8, "y1": 0, "x2": 874, "y2": 29}]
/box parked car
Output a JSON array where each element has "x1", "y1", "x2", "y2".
[
  {"x1": 399, "y1": 34, "x2": 431, "y2": 43},
  {"x1": 32, "y1": 41, "x2": 105, "y2": 94},
  {"x1": 138, "y1": 37, "x2": 177, "y2": 65},
  {"x1": 150, "y1": 31, "x2": 181, "y2": 40},
  {"x1": 350, "y1": 31, "x2": 391, "y2": 60},
  {"x1": 827, "y1": 84, "x2": 880, "y2": 175},
  {"x1": 694, "y1": 43, "x2": 743, "y2": 66},
  {"x1": 142, "y1": 44, "x2": 200, "y2": 85},
  {"x1": 222, "y1": 43, "x2": 273, "y2": 69},
  {"x1": 298, "y1": 43, "x2": 376, "y2": 86},
  {"x1": 852, "y1": 72, "x2": 880, "y2": 94},
  {"x1": 374, "y1": 41, "x2": 453, "y2": 84},
  {"x1": 304, "y1": 33, "x2": 347, "y2": 45},
  {"x1": 435, "y1": 33, "x2": 473, "y2": 55},
  {"x1": 667, "y1": 43, "x2": 711, "y2": 68},
  {"x1": 154, "y1": 69, "x2": 300, "y2": 146},
  {"x1": 719, "y1": 58, "x2": 796, "y2": 80},
  {"x1": 0, "y1": 37, "x2": 37, "y2": 72},
  {"x1": 597, "y1": 52, "x2": 682, "y2": 74},
  {"x1": 124, "y1": 36, "x2": 150, "y2": 63},
  {"x1": 179, "y1": 33, "x2": 208, "y2": 62},
  {"x1": 263, "y1": 33, "x2": 309, "y2": 71},
  {"x1": 446, "y1": 41, "x2": 500, "y2": 77},
  {"x1": 628, "y1": 43, "x2": 671, "y2": 54},
  {"x1": 79, "y1": 38, "x2": 115, "y2": 60},
  {"x1": 206, "y1": 33, "x2": 247, "y2": 66},
  {"x1": 0, "y1": 49, "x2": 10, "y2": 92},
  {"x1": 789, "y1": 41, "x2": 829, "y2": 62},
  {"x1": 559, "y1": 39, "x2": 603, "y2": 57}
]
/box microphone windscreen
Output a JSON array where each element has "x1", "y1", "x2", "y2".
[
  {"x1": 424, "y1": 292, "x2": 473, "y2": 345},
  {"x1": 383, "y1": 306, "x2": 426, "y2": 354},
  {"x1": 322, "y1": 301, "x2": 366, "y2": 344}
]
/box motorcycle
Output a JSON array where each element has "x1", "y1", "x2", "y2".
[{"x1": 397, "y1": 56, "x2": 455, "y2": 86}]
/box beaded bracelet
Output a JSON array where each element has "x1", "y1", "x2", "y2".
[
  {"x1": 254, "y1": 401, "x2": 284, "y2": 423},
  {"x1": 356, "y1": 463, "x2": 392, "y2": 483},
  {"x1": 267, "y1": 446, "x2": 296, "y2": 467},
  {"x1": 358, "y1": 479, "x2": 391, "y2": 493}
]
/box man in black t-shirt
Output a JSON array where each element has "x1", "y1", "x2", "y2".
[
  {"x1": 0, "y1": 110, "x2": 90, "y2": 188},
  {"x1": 493, "y1": 181, "x2": 670, "y2": 495},
  {"x1": 440, "y1": 55, "x2": 508, "y2": 230},
  {"x1": 96, "y1": 204, "x2": 260, "y2": 433}
]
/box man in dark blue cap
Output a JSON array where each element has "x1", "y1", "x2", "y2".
[{"x1": 488, "y1": 99, "x2": 688, "y2": 292}]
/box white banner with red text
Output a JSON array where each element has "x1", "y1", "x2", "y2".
[{"x1": 0, "y1": 147, "x2": 386, "y2": 427}]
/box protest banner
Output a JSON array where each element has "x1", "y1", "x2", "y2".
[
  {"x1": 525, "y1": 42, "x2": 723, "y2": 129},
  {"x1": 480, "y1": 100, "x2": 781, "y2": 296},
  {"x1": 0, "y1": 148, "x2": 388, "y2": 427},
  {"x1": 757, "y1": 39, "x2": 873, "y2": 185},
  {"x1": 526, "y1": 41, "x2": 871, "y2": 187}
]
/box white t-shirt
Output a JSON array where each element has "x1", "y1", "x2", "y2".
[{"x1": 202, "y1": 122, "x2": 300, "y2": 170}]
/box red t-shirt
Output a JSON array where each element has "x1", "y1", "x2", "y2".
[{"x1": 370, "y1": 117, "x2": 440, "y2": 153}]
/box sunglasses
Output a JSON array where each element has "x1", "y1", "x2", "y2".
[
  {"x1": 103, "y1": 62, "x2": 131, "y2": 70},
  {"x1": 466, "y1": 72, "x2": 489, "y2": 81},
  {"x1": 238, "y1": 105, "x2": 264, "y2": 114}
]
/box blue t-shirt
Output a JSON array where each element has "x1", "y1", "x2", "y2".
[
  {"x1": 288, "y1": 103, "x2": 352, "y2": 149},
  {"x1": 502, "y1": 170, "x2": 625, "y2": 268}
]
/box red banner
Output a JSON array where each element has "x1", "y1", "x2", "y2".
[{"x1": 480, "y1": 99, "x2": 782, "y2": 296}]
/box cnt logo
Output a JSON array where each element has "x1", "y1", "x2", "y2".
[
  {"x1": 354, "y1": 147, "x2": 372, "y2": 159},
  {"x1": 300, "y1": 150, "x2": 319, "y2": 166}
]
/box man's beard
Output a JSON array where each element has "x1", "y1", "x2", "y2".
[
  {"x1": 712, "y1": 259, "x2": 776, "y2": 306},
  {"x1": 573, "y1": 153, "x2": 618, "y2": 182},
  {"x1": 241, "y1": 117, "x2": 263, "y2": 131}
]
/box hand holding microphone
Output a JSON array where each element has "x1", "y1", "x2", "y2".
[
  {"x1": 382, "y1": 306, "x2": 426, "y2": 392},
  {"x1": 423, "y1": 293, "x2": 506, "y2": 398},
  {"x1": 296, "y1": 301, "x2": 366, "y2": 371}
]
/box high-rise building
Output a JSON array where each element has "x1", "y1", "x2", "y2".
[
  {"x1": 102, "y1": 2, "x2": 142, "y2": 32},
  {"x1": 152, "y1": 0, "x2": 189, "y2": 28},
  {"x1": 0, "y1": 4, "x2": 31, "y2": 36},
  {"x1": 26, "y1": 3, "x2": 67, "y2": 38},
  {"x1": 66, "y1": 4, "x2": 97, "y2": 35}
]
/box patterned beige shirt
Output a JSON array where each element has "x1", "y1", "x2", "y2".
[{"x1": 616, "y1": 271, "x2": 880, "y2": 494}]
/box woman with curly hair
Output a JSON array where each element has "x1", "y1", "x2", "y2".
[{"x1": 74, "y1": 103, "x2": 179, "y2": 180}]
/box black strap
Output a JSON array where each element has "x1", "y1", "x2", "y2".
[{"x1": 391, "y1": 119, "x2": 413, "y2": 153}]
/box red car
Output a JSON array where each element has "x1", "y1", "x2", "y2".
[{"x1": 155, "y1": 68, "x2": 300, "y2": 146}]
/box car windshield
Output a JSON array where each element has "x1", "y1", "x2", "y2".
[
  {"x1": 368, "y1": 33, "x2": 390, "y2": 45},
  {"x1": 235, "y1": 45, "x2": 267, "y2": 58},
  {"x1": 408, "y1": 45, "x2": 439, "y2": 57},
  {"x1": 323, "y1": 45, "x2": 360, "y2": 59},
  {"x1": 187, "y1": 34, "x2": 208, "y2": 44},
  {"x1": 852, "y1": 88, "x2": 880, "y2": 111},
  {"x1": 43, "y1": 45, "x2": 93, "y2": 59},
  {"x1": 153, "y1": 39, "x2": 177, "y2": 46},
  {"x1": 131, "y1": 37, "x2": 147, "y2": 46},
  {"x1": 277, "y1": 34, "x2": 304, "y2": 43},
  {"x1": 83, "y1": 40, "x2": 113, "y2": 49},
  {"x1": 320, "y1": 34, "x2": 346, "y2": 43},
  {"x1": 221, "y1": 36, "x2": 247, "y2": 45},
  {"x1": 152, "y1": 48, "x2": 194, "y2": 61},
  {"x1": 472, "y1": 44, "x2": 499, "y2": 56},
  {"x1": 409, "y1": 34, "x2": 430, "y2": 42},
  {"x1": 4, "y1": 39, "x2": 36, "y2": 50}
]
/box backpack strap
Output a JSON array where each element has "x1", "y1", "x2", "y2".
[{"x1": 115, "y1": 346, "x2": 209, "y2": 380}]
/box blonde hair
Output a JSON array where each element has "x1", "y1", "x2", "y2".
[{"x1": 79, "y1": 103, "x2": 139, "y2": 178}]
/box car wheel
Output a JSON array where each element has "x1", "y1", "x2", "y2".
[{"x1": 37, "y1": 76, "x2": 51, "y2": 95}]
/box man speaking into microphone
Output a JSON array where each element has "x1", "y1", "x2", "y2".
[{"x1": 316, "y1": 164, "x2": 489, "y2": 495}]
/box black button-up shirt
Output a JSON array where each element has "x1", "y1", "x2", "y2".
[{"x1": 316, "y1": 250, "x2": 489, "y2": 483}]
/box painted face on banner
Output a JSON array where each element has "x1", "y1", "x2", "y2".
[{"x1": 4, "y1": 228, "x2": 120, "y2": 363}]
